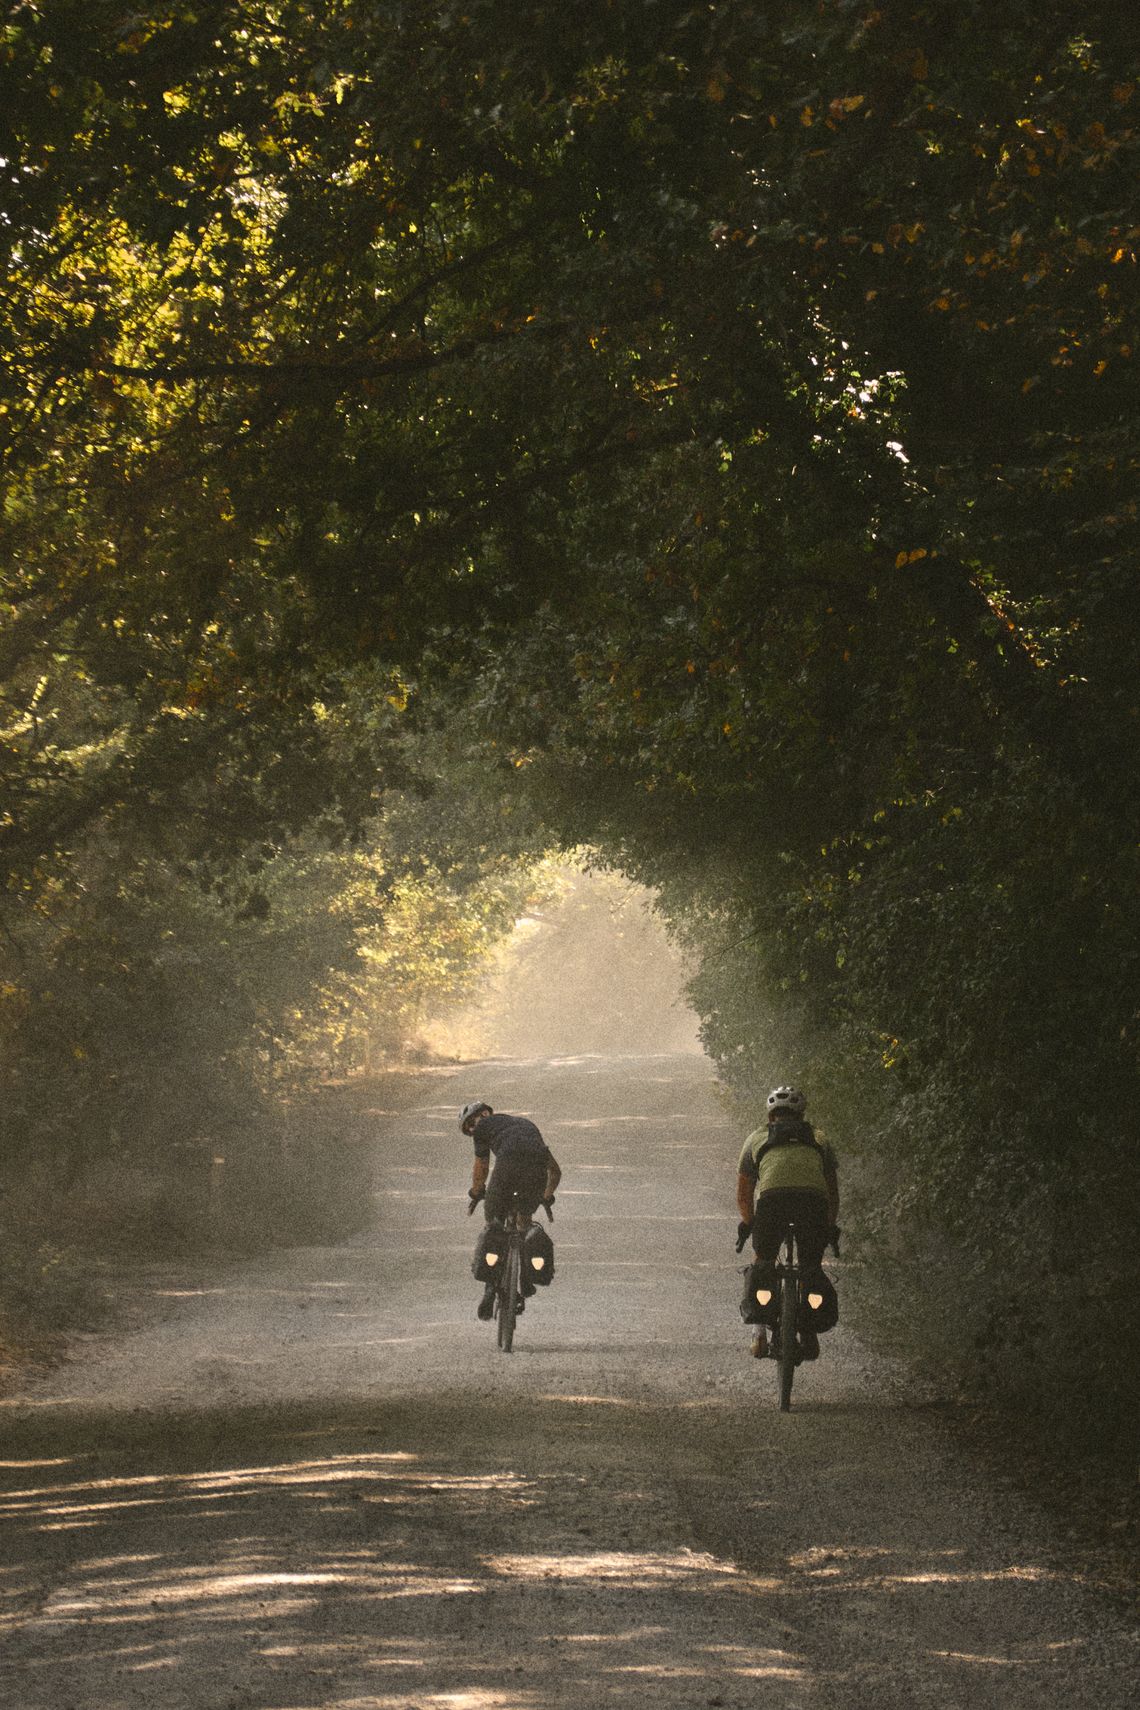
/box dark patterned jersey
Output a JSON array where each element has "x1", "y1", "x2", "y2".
[{"x1": 473, "y1": 1113, "x2": 551, "y2": 1166}]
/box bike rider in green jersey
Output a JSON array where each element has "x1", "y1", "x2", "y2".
[
  {"x1": 461, "y1": 1101, "x2": 561, "y2": 1320},
  {"x1": 736, "y1": 1086, "x2": 840, "y2": 1361}
]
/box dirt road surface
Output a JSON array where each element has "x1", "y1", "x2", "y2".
[{"x1": 1, "y1": 1054, "x2": 1134, "y2": 1709}]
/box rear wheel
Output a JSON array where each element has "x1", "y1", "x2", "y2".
[
  {"x1": 778, "y1": 1275, "x2": 797, "y2": 1411},
  {"x1": 498, "y1": 1242, "x2": 520, "y2": 1353}
]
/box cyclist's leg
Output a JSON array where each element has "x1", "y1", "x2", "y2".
[
  {"x1": 742, "y1": 1192, "x2": 785, "y2": 1331},
  {"x1": 483, "y1": 1162, "x2": 511, "y2": 1223},
  {"x1": 514, "y1": 1158, "x2": 546, "y2": 1219},
  {"x1": 512, "y1": 1160, "x2": 547, "y2": 1296},
  {"x1": 473, "y1": 1216, "x2": 501, "y2": 1317},
  {"x1": 787, "y1": 1191, "x2": 828, "y2": 1272},
  {"x1": 474, "y1": 1165, "x2": 513, "y2": 1318},
  {"x1": 751, "y1": 1191, "x2": 788, "y2": 1264},
  {"x1": 787, "y1": 1190, "x2": 830, "y2": 1357}
]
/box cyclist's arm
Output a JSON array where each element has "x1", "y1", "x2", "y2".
[
  {"x1": 823, "y1": 1146, "x2": 839, "y2": 1227},
  {"x1": 736, "y1": 1170, "x2": 755, "y2": 1225},
  {"x1": 471, "y1": 1154, "x2": 489, "y2": 1197},
  {"x1": 543, "y1": 1152, "x2": 561, "y2": 1200},
  {"x1": 825, "y1": 1171, "x2": 839, "y2": 1228}
]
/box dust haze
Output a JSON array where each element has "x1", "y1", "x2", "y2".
[{"x1": 420, "y1": 863, "x2": 701, "y2": 1061}]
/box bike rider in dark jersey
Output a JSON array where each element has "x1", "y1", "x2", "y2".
[{"x1": 461, "y1": 1101, "x2": 561, "y2": 1320}]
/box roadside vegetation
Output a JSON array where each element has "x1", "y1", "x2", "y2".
[
  {"x1": 2, "y1": 5, "x2": 1136, "y2": 1452},
  {"x1": 0, "y1": 768, "x2": 551, "y2": 1367}
]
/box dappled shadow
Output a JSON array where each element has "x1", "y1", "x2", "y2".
[
  {"x1": 1, "y1": 1397, "x2": 1129, "y2": 1710},
  {"x1": 669, "y1": 1402, "x2": 1135, "y2": 1710},
  {"x1": 0, "y1": 1398, "x2": 788, "y2": 1709}
]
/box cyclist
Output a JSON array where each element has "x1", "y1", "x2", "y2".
[
  {"x1": 736, "y1": 1085, "x2": 839, "y2": 1361},
  {"x1": 460, "y1": 1101, "x2": 561, "y2": 1320}
]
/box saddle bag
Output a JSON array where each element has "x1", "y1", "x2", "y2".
[{"x1": 522, "y1": 1222, "x2": 555, "y2": 1285}]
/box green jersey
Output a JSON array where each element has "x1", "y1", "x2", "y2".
[{"x1": 738, "y1": 1119, "x2": 836, "y2": 1197}]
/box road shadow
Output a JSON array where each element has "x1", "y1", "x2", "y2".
[{"x1": 1, "y1": 1395, "x2": 1128, "y2": 1710}]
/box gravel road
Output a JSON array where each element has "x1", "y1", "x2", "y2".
[{"x1": 1, "y1": 1053, "x2": 1134, "y2": 1709}]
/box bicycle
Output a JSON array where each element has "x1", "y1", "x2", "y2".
[
  {"x1": 737, "y1": 1218, "x2": 835, "y2": 1410},
  {"x1": 470, "y1": 1189, "x2": 554, "y2": 1354}
]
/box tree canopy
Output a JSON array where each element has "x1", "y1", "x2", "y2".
[{"x1": 2, "y1": 3, "x2": 1137, "y2": 1440}]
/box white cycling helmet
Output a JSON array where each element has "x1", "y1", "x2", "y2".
[
  {"x1": 766, "y1": 1085, "x2": 807, "y2": 1116},
  {"x1": 460, "y1": 1100, "x2": 493, "y2": 1135}
]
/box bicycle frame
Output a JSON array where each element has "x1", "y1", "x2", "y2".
[
  {"x1": 773, "y1": 1223, "x2": 802, "y2": 1411},
  {"x1": 490, "y1": 1199, "x2": 532, "y2": 1354},
  {"x1": 740, "y1": 1212, "x2": 831, "y2": 1408}
]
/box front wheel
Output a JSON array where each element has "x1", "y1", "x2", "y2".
[
  {"x1": 777, "y1": 1275, "x2": 797, "y2": 1411},
  {"x1": 497, "y1": 1242, "x2": 520, "y2": 1353}
]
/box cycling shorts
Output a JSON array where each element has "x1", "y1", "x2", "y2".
[{"x1": 484, "y1": 1153, "x2": 547, "y2": 1224}]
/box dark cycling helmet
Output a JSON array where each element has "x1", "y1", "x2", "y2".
[
  {"x1": 767, "y1": 1085, "x2": 807, "y2": 1116},
  {"x1": 460, "y1": 1101, "x2": 493, "y2": 1135}
]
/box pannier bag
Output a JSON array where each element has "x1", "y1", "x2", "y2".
[
  {"x1": 741, "y1": 1259, "x2": 780, "y2": 1327},
  {"x1": 522, "y1": 1222, "x2": 555, "y2": 1285},
  {"x1": 472, "y1": 1223, "x2": 507, "y2": 1282},
  {"x1": 802, "y1": 1270, "x2": 839, "y2": 1333}
]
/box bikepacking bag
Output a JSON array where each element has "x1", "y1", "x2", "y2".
[
  {"x1": 750, "y1": 1117, "x2": 823, "y2": 1167},
  {"x1": 522, "y1": 1222, "x2": 555, "y2": 1285},
  {"x1": 742, "y1": 1260, "x2": 780, "y2": 1327},
  {"x1": 472, "y1": 1224, "x2": 507, "y2": 1283},
  {"x1": 802, "y1": 1270, "x2": 839, "y2": 1333}
]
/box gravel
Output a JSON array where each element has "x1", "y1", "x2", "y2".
[{"x1": 1, "y1": 1052, "x2": 1134, "y2": 1709}]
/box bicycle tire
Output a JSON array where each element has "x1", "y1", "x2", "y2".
[
  {"x1": 498, "y1": 1241, "x2": 520, "y2": 1353},
  {"x1": 777, "y1": 1274, "x2": 797, "y2": 1411}
]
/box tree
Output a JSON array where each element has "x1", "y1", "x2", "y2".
[{"x1": 1, "y1": 3, "x2": 1136, "y2": 1436}]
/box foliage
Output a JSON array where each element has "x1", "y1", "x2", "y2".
[{"x1": 0, "y1": 5, "x2": 1136, "y2": 1436}]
